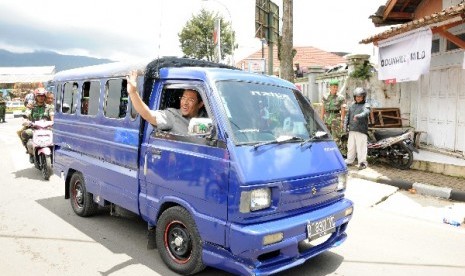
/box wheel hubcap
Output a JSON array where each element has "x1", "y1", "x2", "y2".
[
  {"x1": 165, "y1": 221, "x2": 192, "y2": 263},
  {"x1": 73, "y1": 182, "x2": 84, "y2": 208}
]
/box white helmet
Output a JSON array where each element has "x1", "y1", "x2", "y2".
[{"x1": 353, "y1": 87, "x2": 366, "y2": 100}]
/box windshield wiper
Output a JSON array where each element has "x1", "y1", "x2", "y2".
[
  {"x1": 300, "y1": 131, "x2": 329, "y2": 147},
  {"x1": 253, "y1": 135, "x2": 303, "y2": 150}
]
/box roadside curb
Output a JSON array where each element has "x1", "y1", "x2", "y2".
[{"x1": 348, "y1": 171, "x2": 465, "y2": 202}]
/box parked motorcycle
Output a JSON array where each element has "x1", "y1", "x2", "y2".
[
  {"x1": 25, "y1": 120, "x2": 54, "y2": 180},
  {"x1": 341, "y1": 129, "x2": 418, "y2": 170},
  {"x1": 367, "y1": 129, "x2": 418, "y2": 169}
]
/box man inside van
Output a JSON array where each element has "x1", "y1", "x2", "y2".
[{"x1": 127, "y1": 71, "x2": 205, "y2": 134}]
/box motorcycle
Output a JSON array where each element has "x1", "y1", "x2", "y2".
[
  {"x1": 25, "y1": 120, "x2": 54, "y2": 180},
  {"x1": 340, "y1": 129, "x2": 418, "y2": 170},
  {"x1": 367, "y1": 129, "x2": 418, "y2": 170}
]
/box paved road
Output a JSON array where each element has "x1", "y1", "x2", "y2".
[{"x1": 1, "y1": 118, "x2": 465, "y2": 276}]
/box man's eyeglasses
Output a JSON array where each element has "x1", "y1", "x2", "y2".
[{"x1": 180, "y1": 96, "x2": 197, "y2": 104}]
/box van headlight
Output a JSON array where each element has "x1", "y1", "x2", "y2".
[
  {"x1": 240, "y1": 188, "x2": 271, "y2": 213},
  {"x1": 337, "y1": 174, "x2": 347, "y2": 191}
]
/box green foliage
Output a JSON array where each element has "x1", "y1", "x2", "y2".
[
  {"x1": 349, "y1": 60, "x2": 373, "y2": 80},
  {"x1": 179, "y1": 9, "x2": 235, "y2": 62}
]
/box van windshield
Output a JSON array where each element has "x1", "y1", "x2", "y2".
[{"x1": 216, "y1": 81, "x2": 327, "y2": 145}]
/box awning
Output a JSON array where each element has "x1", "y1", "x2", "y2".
[
  {"x1": 0, "y1": 66, "x2": 55, "y2": 83},
  {"x1": 0, "y1": 75, "x2": 54, "y2": 83},
  {"x1": 361, "y1": 3, "x2": 465, "y2": 44}
]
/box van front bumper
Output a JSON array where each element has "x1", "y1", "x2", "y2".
[{"x1": 202, "y1": 198, "x2": 353, "y2": 276}]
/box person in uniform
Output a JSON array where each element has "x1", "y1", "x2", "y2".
[
  {"x1": 321, "y1": 79, "x2": 346, "y2": 153},
  {"x1": 20, "y1": 89, "x2": 54, "y2": 156}
]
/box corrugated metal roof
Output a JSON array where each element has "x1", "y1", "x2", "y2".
[
  {"x1": 361, "y1": 3, "x2": 465, "y2": 44},
  {"x1": 0, "y1": 66, "x2": 55, "y2": 83}
]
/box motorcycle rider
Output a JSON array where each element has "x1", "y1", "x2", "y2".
[
  {"x1": 20, "y1": 89, "x2": 54, "y2": 162},
  {"x1": 344, "y1": 87, "x2": 370, "y2": 170}
]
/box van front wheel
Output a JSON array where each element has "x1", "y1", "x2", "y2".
[
  {"x1": 69, "y1": 173, "x2": 97, "y2": 217},
  {"x1": 156, "y1": 206, "x2": 205, "y2": 275}
]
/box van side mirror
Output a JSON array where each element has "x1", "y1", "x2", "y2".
[{"x1": 188, "y1": 118, "x2": 213, "y2": 136}]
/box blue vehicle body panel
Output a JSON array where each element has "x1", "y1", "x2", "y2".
[
  {"x1": 226, "y1": 141, "x2": 346, "y2": 223},
  {"x1": 52, "y1": 59, "x2": 353, "y2": 275},
  {"x1": 138, "y1": 136, "x2": 230, "y2": 246},
  {"x1": 203, "y1": 198, "x2": 352, "y2": 276}
]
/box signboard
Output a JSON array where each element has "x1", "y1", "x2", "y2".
[
  {"x1": 246, "y1": 58, "x2": 266, "y2": 74},
  {"x1": 377, "y1": 27, "x2": 432, "y2": 82},
  {"x1": 255, "y1": 0, "x2": 279, "y2": 43}
]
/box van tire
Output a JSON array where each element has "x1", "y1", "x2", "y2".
[
  {"x1": 69, "y1": 172, "x2": 98, "y2": 217},
  {"x1": 156, "y1": 206, "x2": 205, "y2": 275}
]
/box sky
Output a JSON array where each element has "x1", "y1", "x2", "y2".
[{"x1": 0, "y1": 0, "x2": 388, "y2": 64}]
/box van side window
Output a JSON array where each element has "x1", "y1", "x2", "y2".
[
  {"x1": 129, "y1": 76, "x2": 142, "y2": 120},
  {"x1": 105, "y1": 79, "x2": 128, "y2": 119},
  {"x1": 55, "y1": 83, "x2": 63, "y2": 112},
  {"x1": 62, "y1": 82, "x2": 78, "y2": 114},
  {"x1": 159, "y1": 88, "x2": 183, "y2": 110},
  {"x1": 81, "y1": 81, "x2": 100, "y2": 116}
]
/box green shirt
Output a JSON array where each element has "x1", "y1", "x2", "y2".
[
  {"x1": 322, "y1": 94, "x2": 345, "y2": 112},
  {"x1": 25, "y1": 104, "x2": 54, "y2": 121}
]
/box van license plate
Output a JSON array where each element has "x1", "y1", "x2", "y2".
[{"x1": 307, "y1": 216, "x2": 336, "y2": 239}]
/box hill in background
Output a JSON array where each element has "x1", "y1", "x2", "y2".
[{"x1": 0, "y1": 49, "x2": 114, "y2": 72}]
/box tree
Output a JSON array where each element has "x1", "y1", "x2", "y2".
[
  {"x1": 179, "y1": 9, "x2": 235, "y2": 62},
  {"x1": 279, "y1": 0, "x2": 294, "y2": 82}
]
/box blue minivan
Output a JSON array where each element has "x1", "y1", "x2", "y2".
[{"x1": 52, "y1": 57, "x2": 353, "y2": 275}]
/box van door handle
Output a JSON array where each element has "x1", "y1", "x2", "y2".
[
  {"x1": 151, "y1": 148, "x2": 162, "y2": 156},
  {"x1": 144, "y1": 153, "x2": 147, "y2": 176}
]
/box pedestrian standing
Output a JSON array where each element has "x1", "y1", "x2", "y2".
[
  {"x1": 321, "y1": 79, "x2": 346, "y2": 153},
  {"x1": 344, "y1": 87, "x2": 370, "y2": 170},
  {"x1": 0, "y1": 96, "x2": 6, "y2": 123}
]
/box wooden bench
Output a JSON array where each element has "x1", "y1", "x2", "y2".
[{"x1": 369, "y1": 108, "x2": 403, "y2": 128}]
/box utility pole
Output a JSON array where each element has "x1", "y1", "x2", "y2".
[
  {"x1": 267, "y1": 12, "x2": 274, "y2": 76},
  {"x1": 280, "y1": 0, "x2": 294, "y2": 82}
]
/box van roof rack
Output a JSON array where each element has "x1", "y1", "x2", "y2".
[
  {"x1": 142, "y1": 57, "x2": 238, "y2": 105},
  {"x1": 145, "y1": 57, "x2": 238, "y2": 79}
]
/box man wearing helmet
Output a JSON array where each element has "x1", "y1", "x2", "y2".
[
  {"x1": 344, "y1": 87, "x2": 370, "y2": 170},
  {"x1": 321, "y1": 79, "x2": 346, "y2": 153},
  {"x1": 20, "y1": 88, "x2": 54, "y2": 152}
]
